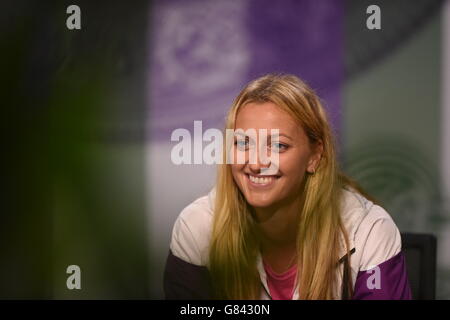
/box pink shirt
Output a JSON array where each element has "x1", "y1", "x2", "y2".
[{"x1": 263, "y1": 260, "x2": 298, "y2": 300}]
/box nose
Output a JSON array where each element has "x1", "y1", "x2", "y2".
[{"x1": 248, "y1": 149, "x2": 271, "y2": 174}]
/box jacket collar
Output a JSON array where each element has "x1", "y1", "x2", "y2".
[{"x1": 337, "y1": 186, "x2": 374, "y2": 260}]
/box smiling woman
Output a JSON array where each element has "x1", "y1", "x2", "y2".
[
  {"x1": 163, "y1": 74, "x2": 412, "y2": 300},
  {"x1": 230, "y1": 101, "x2": 321, "y2": 211}
]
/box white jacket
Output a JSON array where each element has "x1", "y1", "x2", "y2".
[{"x1": 167, "y1": 186, "x2": 410, "y2": 299}]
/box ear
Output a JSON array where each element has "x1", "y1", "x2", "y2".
[{"x1": 307, "y1": 140, "x2": 323, "y2": 173}]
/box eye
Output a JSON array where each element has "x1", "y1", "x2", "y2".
[
  {"x1": 271, "y1": 142, "x2": 288, "y2": 152},
  {"x1": 234, "y1": 139, "x2": 249, "y2": 150}
]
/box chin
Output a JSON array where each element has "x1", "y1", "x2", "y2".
[{"x1": 244, "y1": 193, "x2": 277, "y2": 208}]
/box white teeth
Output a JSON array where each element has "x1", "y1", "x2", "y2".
[{"x1": 248, "y1": 175, "x2": 274, "y2": 185}]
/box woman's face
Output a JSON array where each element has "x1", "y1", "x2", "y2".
[{"x1": 231, "y1": 102, "x2": 323, "y2": 209}]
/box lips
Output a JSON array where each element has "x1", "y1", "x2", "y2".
[{"x1": 245, "y1": 173, "x2": 280, "y2": 188}]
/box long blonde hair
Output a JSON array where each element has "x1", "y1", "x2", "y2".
[{"x1": 209, "y1": 74, "x2": 364, "y2": 299}]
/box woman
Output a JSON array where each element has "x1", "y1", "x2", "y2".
[{"x1": 164, "y1": 74, "x2": 412, "y2": 300}]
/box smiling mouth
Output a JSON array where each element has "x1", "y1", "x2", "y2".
[{"x1": 246, "y1": 173, "x2": 280, "y2": 187}]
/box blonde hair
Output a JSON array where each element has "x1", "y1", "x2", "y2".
[{"x1": 209, "y1": 74, "x2": 367, "y2": 299}]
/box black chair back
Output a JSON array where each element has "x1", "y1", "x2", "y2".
[{"x1": 401, "y1": 233, "x2": 437, "y2": 299}]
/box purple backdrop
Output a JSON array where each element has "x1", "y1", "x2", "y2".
[{"x1": 148, "y1": 0, "x2": 343, "y2": 142}]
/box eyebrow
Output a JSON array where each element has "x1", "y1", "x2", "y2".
[
  {"x1": 234, "y1": 131, "x2": 293, "y2": 141},
  {"x1": 271, "y1": 133, "x2": 293, "y2": 141}
]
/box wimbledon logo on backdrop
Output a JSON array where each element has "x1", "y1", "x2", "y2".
[{"x1": 170, "y1": 121, "x2": 280, "y2": 175}]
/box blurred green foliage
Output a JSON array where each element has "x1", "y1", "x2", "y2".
[{"x1": 1, "y1": 0, "x2": 151, "y2": 298}]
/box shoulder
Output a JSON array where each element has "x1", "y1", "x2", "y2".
[
  {"x1": 169, "y1": 188, "x2": 216, "y2": 266},
  {"x1": 356, "y1": 204, "x2": 402, "y2": 270},
  {"x1": 340, "y1": 186, "x2": 402, "y2": 271}
]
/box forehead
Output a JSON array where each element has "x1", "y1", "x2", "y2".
[{"x1": 235, "y1": 102, "x2": 299, "y2": 133}]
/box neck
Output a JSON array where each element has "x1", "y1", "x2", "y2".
[{"x1": 253, "y1": 192, "x2": 305, "y2": 250}]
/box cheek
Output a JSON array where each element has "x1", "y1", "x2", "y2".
[
  {"x1": 231, "y1": 164, "x2": 245, "y2": 180},
  {"x1": 279, "y1": 152, "x2": 309, "y2": 179}
]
